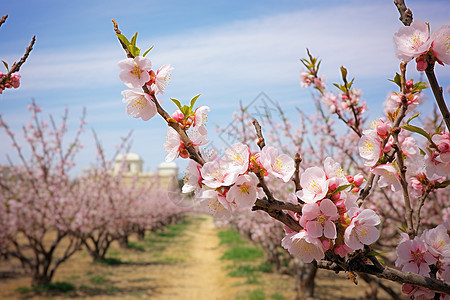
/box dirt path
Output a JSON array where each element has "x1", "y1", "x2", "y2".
[{"x1": 152, "y1": 215, "x2": 241, "y2": 300}]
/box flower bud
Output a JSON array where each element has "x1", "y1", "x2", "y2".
[
  {"x1": 328, "y1": 177, "x2": 339, "y2": 190},
  {"x1": 353, "y1": 174, "x2": 364, "y2": 186},
  {"x1": 172, "y1": 110, "x2": 184, "y2": 122},
  {"x1": 416, "y1": 56, "x2": 428, "y2": 72}
]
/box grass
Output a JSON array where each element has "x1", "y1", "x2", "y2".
[
  {"x1": 89, "y1": 275, "x2": 107, "y2": 284},
  {"x1": 270, "y1": 292, "x2": 285, "y2": 300},
  {"x1": 16, "y1": 281, "x2": 77, "y2": 294},
  {"x1": 236, "y1": 289, "x2": 266, "y2": 300},
  {"x1": 94, "y1": 257, "x2": 123, "y2": 265},
  {"x1": 221, "y1": 246, "x2": 264, "y2": 261},
  {"x1": 79, "y1": 284, "x2": 117, "y2": 296},
  {"x1": 218, "y1": 229, "x2": 245, "y2": 245},
  {"x1": 127, "y1": 241, "x2": 145, "y2": 251}
]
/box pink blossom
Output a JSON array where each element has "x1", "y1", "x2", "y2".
[
  {"x1": 226, "y1": 173, "x2": 261, "y2": 209},
  {"x1": 260, "y1": 146, "x2": 294, "y2": 183},
  {"x1": 194, "y1": 106, "x2": 210, "y2": 130},
  {"x1": 334, "y1": 243, "x2": 352, "y2": 258},
  {"x1": 395, "y1": 238, "x2": 437, "y2": 276},
  {"x1": 401, "y1": 284, "x2": 435, "y2": 299},
  {"x1": 153, "y1": 64, "x2": 173, "y2": 94},
  {"x1": 300, "y1": 72, "x2": 313, "y2": 88},
  {"x1": 321, "y1": 92, "x2": 338, "y2": 113},
  {"x1": 353, "y1": 174, "x2": 364, "y2": 187},
  {"x1": 198, "y1": 189, "x2": 231, "y2": 218},
  {"x1": 295, "y1": 167, "x2": 328, "y2": 204},
  {"x1": 281, "y1": 230, "x2": 324, "y2": 263},
  {"x1": 121, "y1": 89, "x2": 157, "y2": 121},
  {"x1": 431, "y1": 24, "x2": 450, "y2": 65},
  {"x1": 344, "y1": 208, "x2": 381, "y2": 250},
  {"x1": 163, "y1": 126, "x2": 208, "y2": 162},
  {"x1": 421, "y1": 224, "x2": 450, "y2": 259},
  {"x1": 222, "y1": 143, "x2": 250, "y2": 175},
  {"x1": 323, "y1": 157, "x2": 348, "y2": 186},
  {"x1": 432, "y1": 132, "x2": 450, "y2": 163},
  {"x1": 201, "y1": 160, "x2": 239, "y2": 189},
  {"x1": 118, "y1": 57, "x2": 152, "y2": 88},
  {"x1": 358, "y1": 131, "x2": 382, "y2": 167},
  {"x1": 182, "y1": 161, "x2": 202, "y2": 193},
  {"x1": 300, "y1": 199, "x2": 339, "y2": 239},
  {"x1": 394, "y1": 20, "x2": 432, "y2": 62},
  {"x1": 372, "y1": 164, "x2": 402, "y2": 192},
  {"x1": 10, "y1": 73, "x2": 21, "y2": 88}
]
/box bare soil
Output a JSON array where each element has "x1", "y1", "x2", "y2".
[{"x1": 0, "y1": 215, "x2": 403, "y2": 299}]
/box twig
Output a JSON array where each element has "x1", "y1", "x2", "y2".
[
  {"x1": 292, "y1": 153, "x2": 302, "y2": 193},
  {"x1": 252, "y1": 119, "x2": 266, "y2": 149},
  {"x1": 112, "y1": 20, "x2": 205, "y2": 166},
  {"x1": 0, "y1": 14, "x2": 7, "y2": 29},
  {"x1": 414, "y1": 186, "x2": 432, "y2": 234},
  {"x1": 425, "y1": 63, "x2": 450, "y2": 132},
  {"x1": 0, "y1": 35, "x2": 36, "y2": 85},
  {"x1": 393, "y1": 0, "x2": 413, "y2": 26}
]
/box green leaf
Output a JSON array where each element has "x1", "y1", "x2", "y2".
[
  {"x1": 348, "y1": 78, "x2": 355, "y2": 89},
  {"x1": 130, "y1": 32, "x2": 138, "y2": 46},
  {"x1": 128, "y1": 44, "x2": 140, "y2": 57},
  {"x1": 366, "y1": 251, "x2": 389, "y2": 257},
  {"x1": 316, "y1": 60, "x2": 321, "y2": 72},
  {"x1": 331, "y1": 184, "x2": 352, "y2": 195},
  {"x1": 170, "y1": 98, "x2": 183, "y2": 110},
  {"x1": 419, "y1": 147, "x2": 426, "y2": 156},
  {"x1": 340, "y1": 66, "x2": 347, "y2": 82},
  {"x1": 181, "y1": 106, "x2": 190, "y2": 116},
  {"x1": 437, "y1": 180, "x2": 450, "y2": 188},
  {"x1": 388, "y1": 73, "x2": 401, "y2": 88},
  {"x1": 142, "y1": 46, "x2": 154, "y2": 57},
  {"x1": 401, "y1": 124, "x2": 432, "y2": 143},
  {"x1": 1, "y1": 60, "x2": 9, "y2": 72},
  {"x1": 399, "y1": 223, "x2": 407, "y2": 233},
  {"x1": 189, "y1": 94, "x2": 201, "y2": 109},
  {"x1": 411, "y1": 81, "x2": 428, "y2": 93},
  {"x1": 116, "y1": 34, "x2": 130, "y2": 47},
  {"x1": 406, "y1": 113, "x2": 420, "y2": 124}
]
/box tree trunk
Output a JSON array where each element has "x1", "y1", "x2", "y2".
[{"x1": 295, "y1": 261, "x2": 317, "y2": 299}]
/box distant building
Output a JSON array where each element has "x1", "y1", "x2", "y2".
[{"x1": 112, "y1": 153, "x2": 179, "y2": 190}]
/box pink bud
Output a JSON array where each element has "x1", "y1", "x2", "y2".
[
  {"x1": 416, "y1": 56, "x2": 428, "y2": 72},
  {"x1": 384, "y1": 143, "x2": 392, "y2": 153},
  {"x1": 345, "y1": 175, "x2": 354, "y2": 183},
  {"x1": 172, "y1": 110, "x2": 184, "y2": 122},
  {"x1": 328, "y1": 177, "x2": 339, "y2": 190},
  {"x1": 405, "y1": 80, "x2": 413, "y2": 93},
  {"x1": 331, "y1": 192, "x2": 340, "y2": 200},
  {"x1": 351, "y1": 187, "x2": 360, "y2": 193},
  {"x1": 376, "y1": 122, "x2": 390, "y2": 138},
  {"x1": 353, "y1": 174, "x2": 364, "y2": 186},
  {"x1": 322, "y1": 239, "x2": 331, "y2": 250}
]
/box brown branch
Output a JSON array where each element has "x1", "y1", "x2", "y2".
[
  {"x1": 394, "y1": 0, "x2": 413, "y2": 26},
  {"x1": 292, "y1": 153, "x2": 302, "y2": 193},
  {"x1": 0, "y1": 14, "x2": 7, "y2": 29},
  {"x1": 425, "y1": 63, "x2": 450, "y2": 132},
  {"x1": 414, "y1": 186, "x2": 432, "y2": 234},
  {"x1": 252, "y1": 119, "x2": 266, "y2": 150},
  {"x1": 317, "y1": 259, "x2": 450, "y2": 295},
  {"x1": 0, "y1": 35, "x2": 36, "y2": 85},
  {"x1": 112, "y1": 20, "x2": 205, "y2": 166},
  {"x1": 254, "y1": 197, "x2": 303, "y2": 213},
  {"x1": 252, "y1": 201, "x2": 302, "y2": 232}
]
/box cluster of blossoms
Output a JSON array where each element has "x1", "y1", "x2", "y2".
[
  {"x1": 394, "y1": 20, "x2": 450, "y2": 70},
  {"x1": 118, "y1": 56, "x2": 173, "y2": 121},
  {"x1": 183, "y1": 143, "x2": 294, "y2": 218},
  {"x1": 395, "y1": 224, "x2": 450, "y2": 299},
  {"x1": 281, "y1": 157, "x2": 378, "y2": 262},
  {"x1": 0, "y1": 72, "x2": 20, "y2": 94}
]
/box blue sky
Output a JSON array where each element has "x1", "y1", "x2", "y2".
[{"x1": 1, "y1": 0, "x2": 449, "y2": 175}]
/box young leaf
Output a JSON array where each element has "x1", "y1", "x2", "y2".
[
  {"x1": 130, "y1": 32, "x2": 138, "y2": 46},
  {"x1": 388, "y1": 73, "x2": 401, "y2": 88},
  {"x1": 331, "y1": 184, "x2": 352, "y2": 195},
  {"x1": 401, "y1": 124, "x2": 433, "y2": 143},
  {"x1": 406, "y1": 113, "x2": 420, "y2": 124},
  {"x1": 189, "y1": 94, "x2": 201, "y2": 109},
  {"x1": 340, "y1": 66, "x2": 348, "y2": 83},
  {"x1": 170, "y1": 98, "x2": 183, "y2": 110},
  {"x1": 2, "y1": 60, "x2": 9, "y2": 72},
  {"x1": 411, "y1": 81, "x2": 428, "y2": 93},
  {"x1": 437, "y1": 180, "x2": 450, "y2": 188},
  {"x1": 142, "y1": 46, "x2": 154, "y2": 57},
  {"x1": 116, "y1": 34, "x2": 130, "y2": 47}
]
